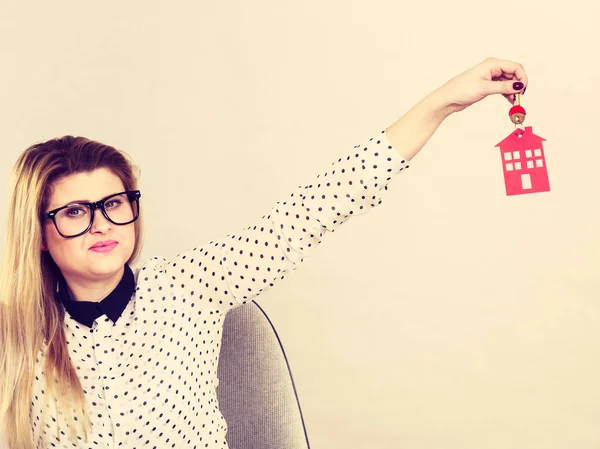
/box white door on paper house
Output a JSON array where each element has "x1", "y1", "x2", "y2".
[{"x1": 521, "y1": 173, "x2": 532, "y2": 189}]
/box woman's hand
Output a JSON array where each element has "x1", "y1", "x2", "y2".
[
  {"x1": 437, "y1": 57, "x2": 529, "y2": 115},
  {"x1": 385, "y1": 57, "x2": 529, "y2": 161}
]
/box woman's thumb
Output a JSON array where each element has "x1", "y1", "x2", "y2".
[{"x1": 487, "y1": 80, "x2": 525, "y2": 95}]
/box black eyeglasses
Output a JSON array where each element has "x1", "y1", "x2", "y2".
[{"x1": 43, "y1": 190, "x2": 141, "y2": 238}]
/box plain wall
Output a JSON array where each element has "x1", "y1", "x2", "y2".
[{"x1": 1, "y1": 1, "x2": 600, "y2": 448}]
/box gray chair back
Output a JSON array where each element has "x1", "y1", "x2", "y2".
[{"x1": 217, "y1": 301, "x2": 311, "y2": 449}]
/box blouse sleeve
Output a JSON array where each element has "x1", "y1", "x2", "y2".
[{"x1": 145, "y1": 128, "x2": 411, "y2": 312}]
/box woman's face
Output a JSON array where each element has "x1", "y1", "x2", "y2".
[{"x1": 42, "y1": 168, "x2": 136, "y2": 284}]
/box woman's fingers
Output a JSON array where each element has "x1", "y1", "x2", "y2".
[
  {"x1": 482, "y1": 58, "x2": 528, "y2": 104},
  {"x1": 438, "y1": 57, "x2": 529, "y2": 113},
  {"x1": 484, "y1": 57, "x2": 529, "y2": 87}
]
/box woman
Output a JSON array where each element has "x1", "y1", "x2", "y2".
[{"x1": 0, "y1": 57, "x2": 528, "y2": 449}]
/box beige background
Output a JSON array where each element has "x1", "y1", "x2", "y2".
[{"x1": 1, "y1": 1, "x2": 600, "y2": 448}]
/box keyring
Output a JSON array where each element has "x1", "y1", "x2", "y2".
[{"x1": 493, "y1": 89, "x2": 551, "y2": 196}]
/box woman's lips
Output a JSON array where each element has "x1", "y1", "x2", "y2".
[{"x1": 89, "y1": 242, "x2": 118, "y2": 253}]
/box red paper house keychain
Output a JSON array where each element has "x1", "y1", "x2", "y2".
[{"x1": 494, "y1": 93, "x2": 550, "y2": 196}]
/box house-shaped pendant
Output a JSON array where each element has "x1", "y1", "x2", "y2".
[{"x1": 495, "y1": 126, "x2": 550, "y2": 196}]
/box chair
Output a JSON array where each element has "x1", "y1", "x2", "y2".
[{"x1": 217, "y1": 300, "x2": 311, "y2": 449}]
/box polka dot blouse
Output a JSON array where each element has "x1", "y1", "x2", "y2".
[{"x1": 29, "y1": 129, "x2": 410, "y2": 448}]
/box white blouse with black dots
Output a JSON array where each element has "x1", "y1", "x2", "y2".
[{"x1": 28, "y1": 129, "x2": 410, "y2": 449}]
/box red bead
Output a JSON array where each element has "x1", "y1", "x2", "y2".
[{"x1": 509, "y1": 105, "x2": 526, "y2": 115}]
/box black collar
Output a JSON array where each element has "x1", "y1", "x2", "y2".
[{"x1": 57, "y1": 264, "x2": 135, "y2": 328}]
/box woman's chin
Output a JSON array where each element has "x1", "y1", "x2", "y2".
[{"x1": 87, "y1": 253, "x2": 126, "y2": 273}]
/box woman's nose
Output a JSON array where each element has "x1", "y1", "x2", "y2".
[{"x1": 89, "y1": 208, "x2": 112, "y2": 233}]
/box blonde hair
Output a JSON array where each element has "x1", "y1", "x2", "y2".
[{"x1": 0, "y1": 136, "x2": 144, "y2": 449}]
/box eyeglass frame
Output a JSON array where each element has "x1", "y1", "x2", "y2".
[{"x1": 42, "y1": 190, "x2": 142, "y2": 239}]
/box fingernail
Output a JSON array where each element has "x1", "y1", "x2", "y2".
[
  {"x1": 522, "y1": 86, "x2": 527, "y2": 95},
  {"x1": 513, "y1": 81, "x2": 524, "y2": 90}
]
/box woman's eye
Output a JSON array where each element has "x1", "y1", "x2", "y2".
[
  {"x1": 105, "y1": 200, "x2": 122, "y2": 209},
  {"x1": 66, "y1": 207, "x2": 86, "y2": 217}
]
